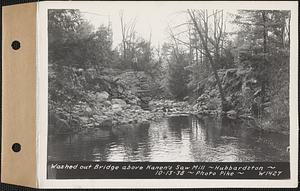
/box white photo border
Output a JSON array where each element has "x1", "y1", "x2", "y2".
[{"x1": 36, "y1": 1, "x2": 298, "y2": 188}]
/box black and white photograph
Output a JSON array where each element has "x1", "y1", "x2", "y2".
[{"x1": 47, "y1": 4, "x2": 292, "y2": 166}]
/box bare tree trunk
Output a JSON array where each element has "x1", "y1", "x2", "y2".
[
  {"x1": 119, "y1": 11, "x2": 137, "y2": 68},
  {"x1": 262, "y1": 12, "x2": 268, "y2": 54},
  {"x1": 188, "y1": 10, "x2": 226, "y2": 111},
  {"x1": 168, "y1": 26, "x2": 180, "y2": 60},
  {"x1": 261, "y1": 11, "x2": 268, "y2": 105},
  {"x1": 188, "y1": 26, "x2": 193, "y2": 65},
  {"x1": 120, "y1": 11, "x2": 127, "y2": 61}
]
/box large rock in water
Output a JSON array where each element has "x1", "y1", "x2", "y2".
[
  {"x1": 96, "y1": 91, "x2": 109, "y2": 102},
  {"x1": 112, "y1": 99, "x2": 127, "y2": 107},
  {"x1": 138, "y1": 120, "x2": 150, "y2": 128},
  {"x1": 101, "y1": 119, "x2": 113, "y2": 128}
]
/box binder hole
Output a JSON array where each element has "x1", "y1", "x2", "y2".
[
  {"x1": 11, "y1": 41, "x2": 21, "y2": 50},
  {"x1": 12, "y1": 143, "x2": 21, "y2": 152}
]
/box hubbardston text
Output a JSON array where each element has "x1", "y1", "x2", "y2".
[{"x1": 48, "y1": 162, "x2": 289, "y2": 179}]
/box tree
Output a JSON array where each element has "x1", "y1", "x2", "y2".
[
  {"x1": 48, "y1": 10, "x2": 86, "y2": 67},
  {"x1": 134, "y1": 38, "x2": 152, "y2": 71},
  {"x1": 48, "y1": 9, "x2": 115, "y2": 122},
  {"x1": 85, "y1": 25, "x2": 114, "y2": 70},
  {"x1": 161, "y1": 42, "x2": 190, "y2": 100},
  {"x1": 119, "y1": 11, "x2": 137, "y2": 68},
  {"x1": 188, "y1": 9, "x2": 227, "y2": 110},
  {"x1": 233, "y1": 10, "x2": 289, "y2": 112},
  {"x1": 167, "y1": 52, "x2": 190, "y2": 100},
  {"x1": 232, "y1": 10, "x2": 290, "y2": 124}
]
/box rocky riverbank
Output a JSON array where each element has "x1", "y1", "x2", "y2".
[
  {"x1": 49, "y1": 92, "x2": 163, "y2": 134},
  {"x1": 49, "y1": 92, "x2": 288, "y2": 136},
  {"x1": 49, "y1": 68, "x2": 288, "y2": 136},
  {"x1": 49, "y1": 91, "x2": 218, "y2": 134}
]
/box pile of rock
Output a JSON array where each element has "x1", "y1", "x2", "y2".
[{"x1": 70, "y1": 91, "x2": 166, "y2": 129}]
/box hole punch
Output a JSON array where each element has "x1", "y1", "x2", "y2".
[
  {"x1": 12, "y1": 143, "x2": 21, "y2": 152},
  {"x1": 11, "y1": 40, "x2": 21, "y2": 50}
]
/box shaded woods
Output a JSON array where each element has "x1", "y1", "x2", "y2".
[{"x1": 48, "y1": 9, "x2": 290, "y2": 135}]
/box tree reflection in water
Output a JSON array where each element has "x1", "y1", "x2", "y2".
[{"x1": 48, "y1": 116, "x2": 289, "y2": 162}]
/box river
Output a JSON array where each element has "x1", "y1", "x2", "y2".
[{"x1": 48, "y1": 115, "x2": 289, "y2": 162}]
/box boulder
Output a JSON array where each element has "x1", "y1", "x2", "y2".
[
  {"x1": 96, "y1": 91, "x2": 109, "y2": 102},
  {"x1": 112, "y1": 104, "x2": 123, "y2": 112},
  {"x1": 103, "y1": 100, "x2": 111, "y2": 107},
  {"x1": 120, "y1": 119, "x2": 130, "y2": 124},
  {"x1": 128, "y1": 97, "x2": 140, "y2": 105},
  {"x1": 226, "y1": 110, "x2": 237, "y2": 119},
  {"x1": 131, "y1": 105, "x2": 141, "y2": 110},
  {"x1": 101, "y1": 119, "x2": 113, "y2": 128},
  {"x1": 197, "y1": 94, "x2": 209, "y2": 102},
  {"x1": 138, "y1": 120, "x2": 150, "y2": 128},
  {"x1": 79, "y1": 116, "x2": 89, "y2": 124},
  {"x1": 84, "y1": 106, "x2": 93, "y2": 116},
  {"x1": 103, "y1": 111, "x2": 114, "y2": 117},
  {"x1": 111, "y1": 99, "x2": 127, "y2": 107},
  {"x1": 85, "y1": 106, "x2": 92, "y2": 112},
  {"x1": 141, "y1": 97, "x2": 152, "y2": 102}
]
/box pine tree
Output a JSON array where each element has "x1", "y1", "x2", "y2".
[{"x1": 167, "y1": 51, "x2": 190, "y2": 100}]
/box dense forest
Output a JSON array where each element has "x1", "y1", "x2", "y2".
[{"x1": 48, "y1": 9, "x2": 290, "y2": 135}]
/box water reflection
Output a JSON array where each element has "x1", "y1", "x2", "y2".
[{"x1": 48, "y1": 116, "x2": 289, "y2": 162}]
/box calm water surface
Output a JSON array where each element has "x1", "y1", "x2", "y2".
[{"x1": 48, "y1": 116, "x2": 289, "y2": 162}]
